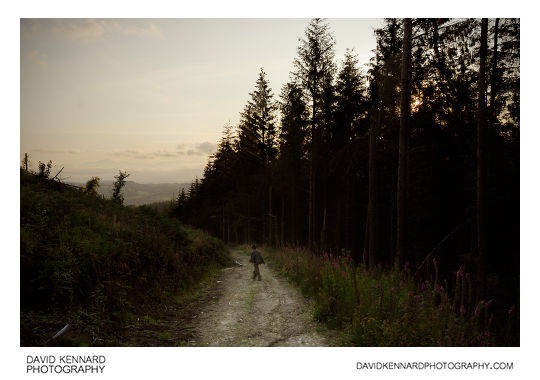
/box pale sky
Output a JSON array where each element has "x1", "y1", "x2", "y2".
[{"x1": 20, "y1": 18, "x2": 382, "y2": 183}]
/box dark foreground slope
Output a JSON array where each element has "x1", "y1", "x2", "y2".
[{"x1": 20, "y1": 169, "x2": 231, "y2": 346}]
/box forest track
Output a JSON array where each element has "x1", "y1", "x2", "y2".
[
  {"x1": 191, "y1": 248, "x2": 331, "y2": 346},
  {"x1": 121, "y1": 248, "x2": 333, "y2": 346}
]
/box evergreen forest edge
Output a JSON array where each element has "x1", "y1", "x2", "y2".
[{"x1": 174, "y1": 18, "x2": 519, "y2": 345}]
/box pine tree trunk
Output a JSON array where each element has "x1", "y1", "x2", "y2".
[
  {"x1": 281, "y1": 197, "x2": 285, "y2": 247},
  {"x1": 268, "y1": 185, "x2": 273, "y2": 246},
  {"x1": 363, "y1": 215, "x2": 369, "y2": 265},
  {"x1": 308, "y1": 150, "x2": 314, "y2": 250},
  {"x1": 397, "y1": 18, "x2": 412, "y2": 267},
  {"x1": 290, "y1": 177, "x2": 296, "y2": 245},
  {"x1": 247, "y1": 206, "x2": 251, "y2": 243},
  {"x1": 344, "y1": 176, "x2": 350, "y2": 249},
  {"x1": 308, "y1": 91, "x2": 317, "y2": 251},
  {"x1": 227, "y1": 206, "x2": 230, "y2": 243},
  {"x1": 222, "y1": 206, "x2": 225, "y2": 241},
  {"x1": 490, "y1": 18, "x2": 499, "y2": 121},
  {"x1": 368, "y1": 112, "x2": 379, "y2": 267},
  {"x1": 477, "y1": 18, "x2": 488, "y2": 297},
  {"x1": 308, "y1": 139, "x2": 315, "y2": 250},
  {"x1": 320, "y1": 207, "x2": 327, "y2": 254}
]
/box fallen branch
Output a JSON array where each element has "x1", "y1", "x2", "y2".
[
  {"x1": 45, "y1": 323, "x2": 71, "y2": 345},
  {"x1": 50, "y1": 167, "x2": 64, "y2": 181}
]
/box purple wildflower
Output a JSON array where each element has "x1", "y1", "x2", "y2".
[
  {"x1": 465, "y1": 272, "x2": 471, "y2": 280},
  {"x1": 508, "y1": 305, "x2": 515, "y2": 315},
  {"x1": 432, "y1": 257, "x2": 437, "y2": 265},
  {"x1": 404, "y1": 262, "x2": 410, "y2": 272},
  {"x1": 391, "y1": 287, "x2": 396, "y2": 292},
  {"x1": 341, "y1": 270, "x2": 348, "y2": 279},
  {"x1": 328, "y1": 296, "x2": 334, "y2": 303},
  {"x1": 460, "y1": 305, "x2": 466, "y2": 314}
]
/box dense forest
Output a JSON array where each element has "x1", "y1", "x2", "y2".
[{"x1": 175, "y1": 18, "x2": 519, "y2": 327}]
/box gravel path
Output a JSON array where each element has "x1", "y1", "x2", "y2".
[{"x1": 193, "y1": 249, "x2": 330, "y2": 346}]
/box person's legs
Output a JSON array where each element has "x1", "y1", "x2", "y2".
[{"x1": 255, "y1": 263, "x2": 261, "y2": 281}]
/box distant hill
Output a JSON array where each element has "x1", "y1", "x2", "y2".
[{"x1": 69, "y1": 180, "x2": 190, "y2": 206}]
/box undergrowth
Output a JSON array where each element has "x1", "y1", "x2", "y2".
[
  {"x1": 260, "y1": 245, "x2": 518, "y2": 346},
  {"x1": 20, "y1": 169, "x2": 232, "y2": 346}
]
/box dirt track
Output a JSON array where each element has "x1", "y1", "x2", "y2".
[{"x1": 192, "y1": 249, "x2": 331, "y2": 346}]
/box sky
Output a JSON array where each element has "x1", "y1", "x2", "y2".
[{"x1": 20, "y1": 18, "x2": 383, "y2": 183}]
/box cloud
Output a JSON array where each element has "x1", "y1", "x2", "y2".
[
  {"x1": 21, "y1": 19, "x2": 162, "y2": 43},
  {"x1": 108, "y1": 150, "x2": 156, "y2": 160},
  {"x1": 25, "y1": 50, "x2": 47, "y2": 65},
  {"x1": 51, "y1": 19, "x2": 106, "y2": 42},
  {"x1": 196, "y1": 141, "x2": 216, "y2": 154},
  {"x1": 107, "y1": 142, "x2": 217, "y2": 161},
  {"x1": 153, "y1": 151, "x2": 183, "y2": 158},
  {"x1": 108, "y1": 22, "x2": 162, "y2": 38},
  {"x1": 32, "y1": 148, "x2": 80, "y2": 155},
  {"x1": 176, "y1": 141, "x2": 216, "y2": 156}
]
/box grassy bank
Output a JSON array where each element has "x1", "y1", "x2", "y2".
[
  {"x1": 20, "y1": 169, "x2": 232, "y2": 346},
  {"x1": 259, "y1": 245, "x2": 518, "y2": 346}
]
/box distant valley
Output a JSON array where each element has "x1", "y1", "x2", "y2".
[{"x1": 69, "y1": 180, "x2": 190, "y2": 206}]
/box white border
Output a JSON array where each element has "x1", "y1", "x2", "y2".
[{"x1": 5, "y1": 1, "x2": 536, "y2": 379}]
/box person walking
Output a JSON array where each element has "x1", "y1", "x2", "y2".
[{"x1": 249, "y1": 245, "x2": 265, "y2": 281}]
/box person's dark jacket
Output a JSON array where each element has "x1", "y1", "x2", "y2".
[{"x1": 250, "y1": 250, "x2": 265, "y2": 265}]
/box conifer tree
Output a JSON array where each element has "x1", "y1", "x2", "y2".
[
  {"x1": 293, "y1": 18, "x2": 336, "y2": 250},
  {"x1": 278, "y1": 81, "x2": 309, "y2": 244},
  {"x1": 238, "y1": 68, "x2": 278, "y2": 166}
]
